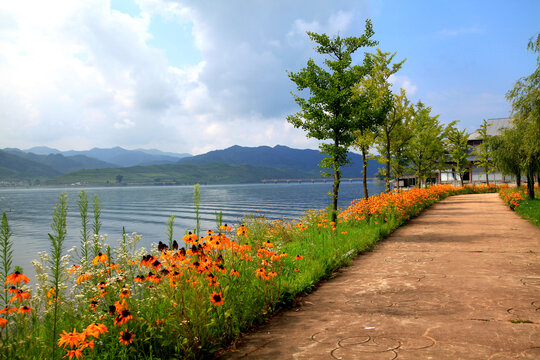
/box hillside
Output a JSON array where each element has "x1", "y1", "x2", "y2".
[
  {"x1": 3, "y1": 149, "x2": 116, "y2": 173},
  {"x1": 0, "y1": 150, "x2": 61, "y2": 180},
  {"x1": 178, "y1": 145, "x2": 382, "y2": 178},
  {"x1": 45, "y1": 162, "x2": 316, "y2": 186}
]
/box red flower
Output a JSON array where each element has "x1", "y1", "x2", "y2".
[
  {"x1": 119, "y1": 330, "x2": 135, "y2": 345},
  {"x1": 210, "y1": 292, "x2": 224, "y2": 306}
]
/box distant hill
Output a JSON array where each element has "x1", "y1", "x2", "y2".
[
  {"x1": 178, "y1": 145, "x2": 383, "y2": 178},
  {"x1": 0, "y1": 150, "x2": 61, "y2": 180},
  {"x1": 3, "y1": 149, "x2": 116, "y2": 173},
  {"x1": 45, "y1": 162, "x2": 315, "y2": 186},
  {"x1": 19, "y1": 146, "x2": 192, "y2": 167},
  {"x1": 61, "y1": 147, "x2": 191, "y2": 167}
]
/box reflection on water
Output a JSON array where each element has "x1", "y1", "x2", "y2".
[{"x1": 0, "y1": 182, "x2": 385, "y2": 279}]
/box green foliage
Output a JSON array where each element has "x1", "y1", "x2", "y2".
[
  {"x1": 287, "y1": 21, "x2": 379, "y2": 222},
  {"x1": 472, "y1": 119, "x2": 495, "y2": 184},
  {"x1": 444, "y1": 121, "x2": 470, "y2": 187},
  {"x1": 0, "y1": 212, "x2": 13, "y2": 307},
  {"x1": 354, "y1": 49, "x2": 405, "y2": 196},
  {"x1": 92, "y1": 194, "x2": 102, "y2": 256},
  {"x1": 77, "y1": 190, "x2": 91, "y2": 266},
  {"x1": 166, "y1": 214, "x2": 176, "y2": 248},
  {"x1": 405, "y1": 101, "x2": 445, "y2": 187},
  {"x1": 47, "y1": 192, "x2": 68, "y2": 360}
]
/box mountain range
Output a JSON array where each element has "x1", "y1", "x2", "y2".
[{"x1": 1, "y1": 145, "x2": 383, "y2": 185}]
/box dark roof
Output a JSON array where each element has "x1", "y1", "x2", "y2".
[{"x1": 469, "y1": 118, "x2": 512, "y2": 140}]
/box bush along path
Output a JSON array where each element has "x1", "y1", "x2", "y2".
[
  {"x1": 0, "y1": 184, "x2": 521, "y2": 359},
  {"x1": 219, "y1": 190, "x2": 540, "y2": 359}
]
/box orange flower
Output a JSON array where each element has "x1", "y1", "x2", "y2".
[
  {"x1": 84, "y1": 323, "x2": 108, "y2": 338},
  {"x1": 76, "y1": 273, "x2": 93, "y2": 285},
  {"x1": 219, "y1": 224, "x2": 232, "y2": 232},
  {"x1": 58, "y1": 328, "x2": 85, "y2": 349},
  {"x1": 9, "y1": 289, "x2": 31, "y2": 303},
  {"x1": 68, "y1": 265, "x2": 81, "y2": 275},
  {"x1": 92, "y1": 253, "x2": 108, "y2": 266},
  {"x1": 64, "y1": 349, "x2": 83, "y2": 360},
  {"x1": 295, "y1": 255, "x2": 303, "y2": 260},
  {"x1": 229, "y1": 269, "x2": 240, "y2": 277},
  {"x1": 17, "y1": 305, "x2": 32, "y2": 314},
  {"x1": 119, "y1": 330, "x2": 135, "y2": 345},
  {"x1": 262, "y1": 240, "x2": 274, "y2": 248},
  {"x1": 210, "y1": 292, "x2": 224, "y2": 306},
  {"x1": 0, "y1": 318, "x2": 7, "y2": 328},
  {"x1": 0, "y1": 306, "x2": 16, "y2": 315},
  {"x1": 119, "y1": 289, "x2": 131, "y2": 298},
  {"x1": 236, "y1": 225, "x2": 249, "y2": 239},
  {"x1": 114, "y1": 310, "x2": 133, "y2": 326},
  {"x1": 5, "y1": 271, "x2": 30, "y2": 286}
]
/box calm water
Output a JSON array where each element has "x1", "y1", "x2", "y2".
[{"x1": 0, "y1": 182, "x2": 385, "y2": 279}]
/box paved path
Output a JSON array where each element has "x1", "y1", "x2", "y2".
[{"x1": 219, "y1": 193, "x2": 540, "y2": 359}]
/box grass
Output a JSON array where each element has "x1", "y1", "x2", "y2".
[
  {"x1": 499, "y1": 186, "x2": 540, "y2": 226},
  {"x1": 0, "y1": 184, "x2": 506, "y2": 359}
]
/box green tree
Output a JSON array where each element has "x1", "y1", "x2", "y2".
[
  {"x1": 353, "y1": 129, "x2": 377, "y2": 199},
  {"x1": 390, "y1": 116, "x2": 413, "y2": 190},
  {"x1": 444, "y1": 121, "x2": 470, "y2": 187},
  {"x1": 287, "y1": 21, "x2": 378, "y2": 223},
  {"x1": 506, "y1": 33, "x2": 540, "y2": 199},
  {"x1": 376, "y1": 88, "x2": 412, "y2": 192},
  {"x1": 116, "y1": 174, "x2": 123, "y2": 183},
  {"x1": 355, "y1": 49, "x2": 406, "y2": 195},
  {"x1": 406, "y1": 101, "x2": 444, "y2": 188},
  {"x1": 471, "y1": 119, "x2": 494, "y2": 185},
  {"x1": 489, "y1": 126, "x2": 523, "y2": 187}
]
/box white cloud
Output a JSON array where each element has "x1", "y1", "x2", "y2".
[{"x1": 389, "y1": 75, "x2": 418, "y2": 96}]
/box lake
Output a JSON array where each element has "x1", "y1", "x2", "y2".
[{"x1": 0, "y1": 182, "x2": 385, "y2": 279}]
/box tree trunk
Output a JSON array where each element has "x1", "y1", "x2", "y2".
[
  {"x1": 362, "y1": 146, "x2": 369, "y2": 200},
  {"x1": 460, "y1": 172, "x2": 464, "y2": 187},
  {"x1": 385, "y1": 135, "x2": 391, "y2": 193},
  {"x1": 485, "y1": 169, "x2": 489, "y2": 185},
  {"x1": 516, "y1": 172, "x2": 521, "y2": 188},
  {"x1": 526, "y1": 171, "x2": 535, "y2": 199},
  {"x1": 331, "y1": 164, "x2": 341, "y2": 224}
]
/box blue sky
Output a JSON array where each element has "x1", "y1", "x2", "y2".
[{"x1": 0, "y1": 0, "x2": 538, "y2": 154}]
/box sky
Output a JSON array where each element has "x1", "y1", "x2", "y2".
[{"x1": 0, "y1": 0, "x2": 539, "y2": 155}]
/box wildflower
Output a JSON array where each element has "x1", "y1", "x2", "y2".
[
  {"x1": 262, "y1": 240, "x2": 274, "y2": 248},
  {"x1": 0, "y1": 318, "x2": 7, "y2": 327},
  {"x1": 268, "y1": 271, "x2": 277, "y2": 278},
  {"x1": 64, "y1": 348, "x2": 83, "y2": 360},
  {"x1": 76, "y1": 273, "x2": 93, "y2": 285},
  {"x1": 90, "y1": 300, "x2": 98, "y2": 311},
  {"x1": 9, "y1": 289, "x2": 31, "y2": 303},
  {"x1": 58, "y1": 329, "x2": 84, "y2": 349},
  {"x1": 183, "y1": 232, "x2": 198, "y2": 245},
  {"x1": 172, "y1": 240, "x2": 179, "y2": 250},
  {"x1": 210, "y1": 292, "x2": 224, "y2": 306},
  {"x1": 236, "y1": 225, "x2": 249, "y2": 239},
  {"x1": 5, "y1": 271, "x2": 30, "y2": 286},
  {"x1": 119, "y1": 330, "x2": 135, "y2": 345},
  {"x1": 295, "y1": 255, "x2": 303, "y2": 260},
  {"x1": 17, "y1": 305, "x2": 33, "y2": 314},
  {"x1": 115, "y1": 310, "x2": 133, "y2": 326},
  {"x1": 134, "y1": 275, "x2": 145, "y2": 283},
  {"x1": 294, "y1": 268, "x2": 300, "y2": 272},
  {"x1": 92, "y1": 253, "x2": 108, "y2": 266},
  {"x1": 69, "y1": 264, "x2": 81, "y2": 275},
  {"x1": 0, "y1": 306, "x2": 16, "y2": 314},
  {"x1": 157, "y1": 241, "x2": 168, "y2": 252},
  {"x1": 229, "y1": 269, "x2": 240, "y2": 277},
  {"x1": 84, "y1": 323, "x2": 108, "y2": 338},
  {"x1": 119, "y1": 289, "x2": 131, "y2": 298},
  {"x1": 219, "y1": 224, "x2": 232, "y2": 232}
]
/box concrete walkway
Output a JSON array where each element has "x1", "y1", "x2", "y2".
[{"x1": 218, "y1": 193, "x2": 540, "y2": 360}]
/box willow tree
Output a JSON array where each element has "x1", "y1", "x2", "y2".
[
  {"x1": 287, "y1": 21, "x2": 378, "y2": 223},
  {"x1": 506, "y1": 33, "x2": 540, "y2": 199}
]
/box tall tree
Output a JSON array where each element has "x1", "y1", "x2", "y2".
[
  {"x1": 506, "y1": 33, "x2": 540, "y2": 199},
  {"x1": 489, "y1": 126, "x2": 523, "y2": 187},
  {"x1": 376, "y1": 89, "x2": 412, "y2": 192},
  {"x1": 353, "y1": 129, "x2": 377, "y2": 199},
  {"x1": 444, "y1": 121, "x2": 470, "y2": 187},
  {"x1": 405, "y1": 101, "x2": 444, "y2": 188},
  {"x1": 287, "y1": 21, "x2": 378, "y2": 223},
  {"x1": 390, "y1": 117, "x2": 413, "y2": 191},
  {"x1": 354, "y1": 49, "x2": 406, "y2": 195},
  {"x1": 472, "y1": 119, "x2": 494, "y2": 185}
]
